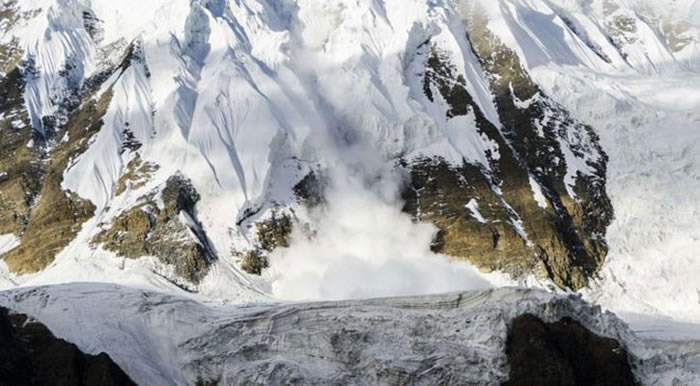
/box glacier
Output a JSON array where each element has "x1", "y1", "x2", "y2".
[{"x1": 0, "y1": 283, "x2": 697, "y2": 385}]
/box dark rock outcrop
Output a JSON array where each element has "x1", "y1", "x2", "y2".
[
  {"x1": 0, "y1": 306, "x2": 135, "y2": 386},
  {"x1": 239, "y1": 169, "x2": 330, "y2": 276},
  {"x1": 92, "y1": 174, "x2": 215, "y2": 284},
  {"x1": 238, "y1": 211, "x2": 293, "y2": 275},
  {"x1": 82, "y1": 10, "x2": 104, "y2": 43},
  {"x1": 293, "y1": 171, "x2": 327, "y2": 209},
  {"x1": 114, "y1": 154, "x2": 159, "y2": 196},
  {"x1": 505, "y1": 314, "x2": 637, "y2": 386}
]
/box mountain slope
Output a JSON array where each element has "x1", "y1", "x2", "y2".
[
  {"x1": 0, "y1": 0, "x2": 629, "y2": 293},
  {"x1": 461, "y1": 0, "x2": 700, "y2": 323},
  {"x1": 1, "y1": 0, "x2": 699, "y2": 384},
  {"x1": 0, "y1": 0, "x2": 697, "y2": 349}
]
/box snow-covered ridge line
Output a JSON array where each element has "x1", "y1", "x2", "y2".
[
  {"x1": 457, "y1": 0, "x2": 699, "y2": 73},
  {"x1": 0, "y1": 283, "x2": 694, "y2": 385}
]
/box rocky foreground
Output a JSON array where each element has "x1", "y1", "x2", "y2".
[{"x1": 0, "y1": 306, "x2": 135, "y2": 386}]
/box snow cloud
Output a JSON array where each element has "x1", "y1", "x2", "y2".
[{"x1": 268, "y1": 137, "x2": 492, "y2": 301}]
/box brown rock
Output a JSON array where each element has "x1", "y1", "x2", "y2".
[
  {"x1": 1, "y1": 88, "x2": 108, "y2": 273},
  {"x1": 93, "y1": 174, "x2": 214, "y2": 284},
  {"x1": 400, "y1": 17, "x2": 613, "y2": 290},
  {"x1": 238, "y1": 211, "x2": 294, "y2": 275}
]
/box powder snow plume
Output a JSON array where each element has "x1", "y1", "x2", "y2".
[{"x1": 268, "y1": 133, "x2": 493, "y2": 301}]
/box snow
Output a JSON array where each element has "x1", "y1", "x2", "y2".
[
  {"x1": 268, "y1": 168, "x2": 493, "y2": 301},
  {"x1": 530, "y1": 48, "x2": 700, "y2": 325},
  {"x1": 62, "y1": 42, "x2": 155, "y2": 210},
  {"x1": 466, "y1": 198, "x2": 489, "y2": 223},
  {"x1": 509, "y1": 217, "x2": 533, "y2": 247},
  {"x1": 0, "y1": 234, "x2": 20, "y2": 255},
  {"x1": 10, "y1": 119, "x2": 25, "y2": 129},
  {"x1": 528, "y1": 176, "x2": 548, "y2": 209},
  {"x1": 463, "y1": 0, "x2": 689, "y2": 73},
  {"x1": 622, "y1": 312, "x2": 700, "y2": 342},
  {"x1": 3, "y1": 0, "x2": 514, "y2": 299},
  {"x1": 88, "y1": 0, "x2": 174, "y2": 45},
  {"x1": 12, "y1": 0, "x2": 97, "y2": 135}
]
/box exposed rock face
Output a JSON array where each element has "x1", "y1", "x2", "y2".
[
  {"x1": 470, "y1": 18, "x2": 614, "y2": 287},
  {"x1": 0, "y1": 306, "x2": 135, "y2": 386},
  {"x1": 0, "y1": 2, "x2": 39, "y2": 39},
  {"x1": 0, "y1": 48, "x2": 38, "y2": 238},
  {"x1": 240, "y1": 168, "x2": 332, "y2": 275},
  {"x1": 0, "y1": 41, "x2": 167, "y2": 275},
  {"x1": 293, "y1": 171, "x2": 327, "y2": 209},
  {"x1": 239, "y1": 169, "x2": 330, "y2": 275},
  {"x1": 401, "y1": 16, "x2": 613, "y2": 289},
  {"x1": 92, "y1": 174, "x2": 215, "y2": 284},
  {"x1": 403, "y1": 158, "x2": 551, "y2": 281},
  {"x1": 0, "y1": 56, "x2": 110, "y2": 273},
  {"x1": 239, "y1": 211, "x2": 293, "y2": 275},
  {"x1": 81, "y1": 10, "x2": 104, "y2": 44},
  {"x1": 662, "y1": 20, "x2": 696, "y2": 53},
  {"x1": 1, "y1": 90, "x2": 107, "y2": 272},
  {"x1": 506, "y1": 314, "x2": 637, "y2": 386},
  {"x1": 115, "y1": 154, "x2": 159, "y2": 197}
]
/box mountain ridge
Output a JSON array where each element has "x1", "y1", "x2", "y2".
[{"x1": 0, "y1": 0, "x2": 699, "y2": 326}]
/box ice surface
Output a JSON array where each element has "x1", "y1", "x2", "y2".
[{"x1": 0, "y1": 283, "x2": 696, "y2": 385}]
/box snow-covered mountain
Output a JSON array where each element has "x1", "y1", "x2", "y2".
[{"x1": 1, "y1": 0, "x2": 699, "y2": 383}]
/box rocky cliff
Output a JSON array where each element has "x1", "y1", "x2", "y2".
[{"x1": 0, "y1": 306, "x2": 135, "y2": 386}]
